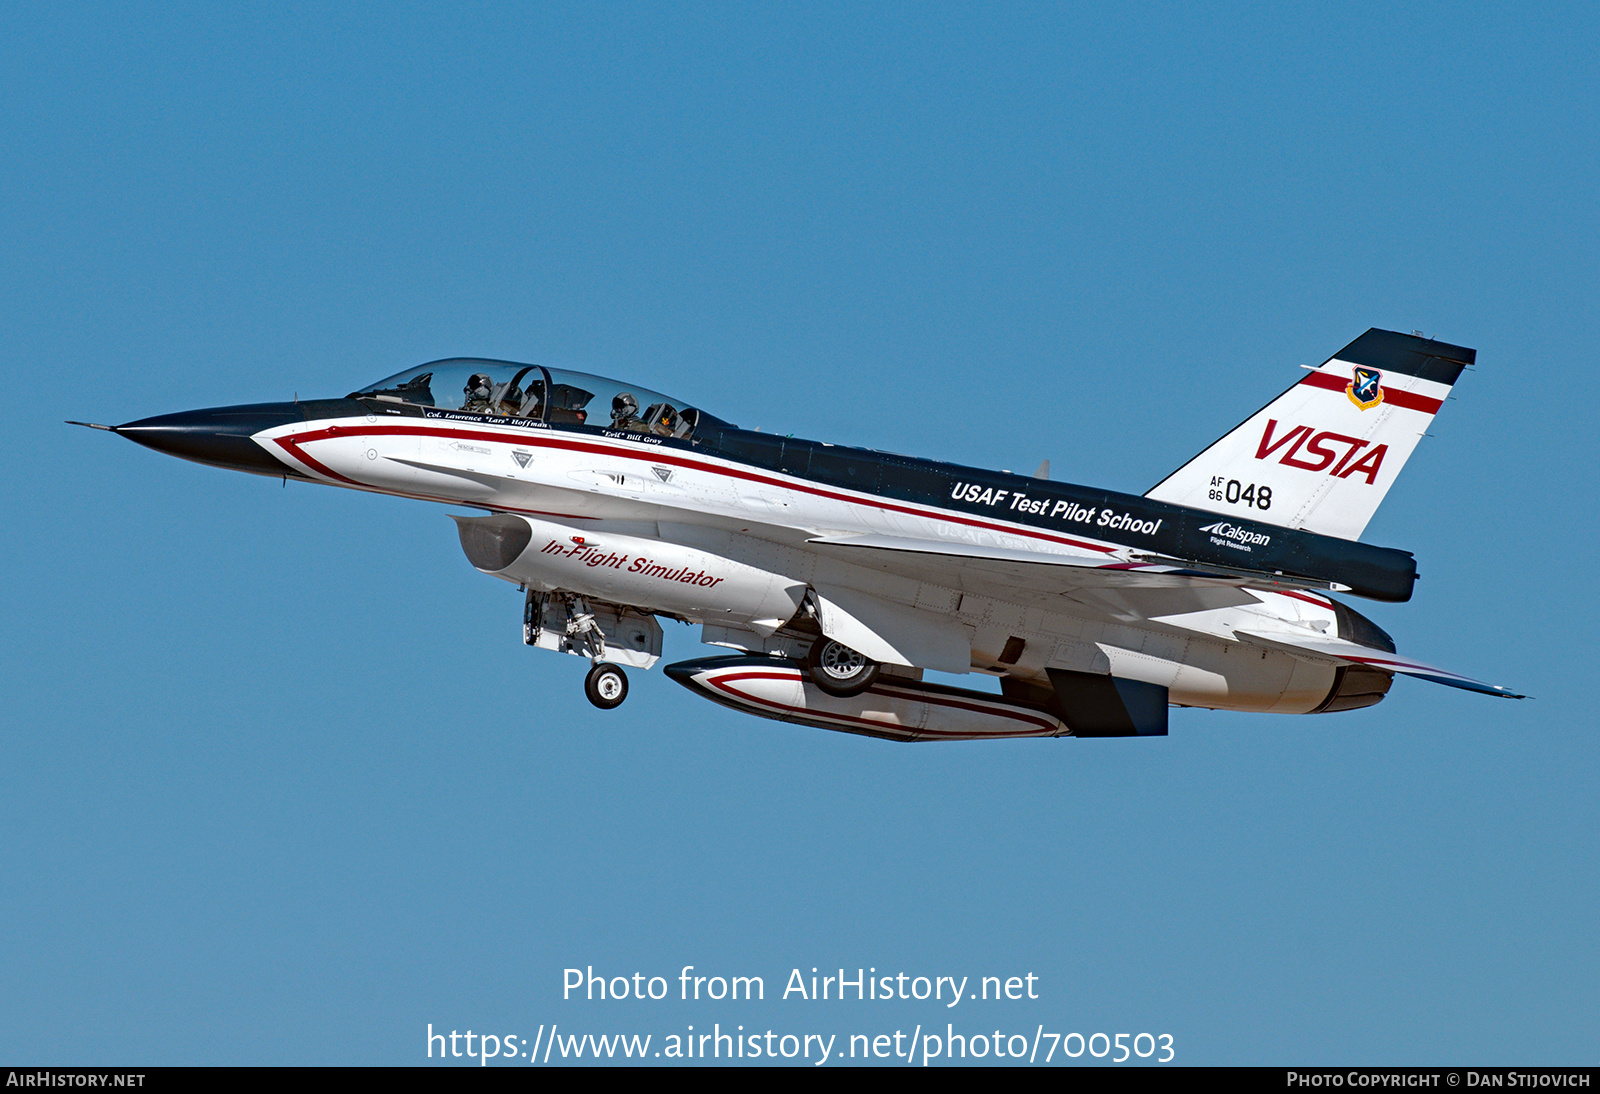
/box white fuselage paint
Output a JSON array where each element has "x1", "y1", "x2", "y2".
[{"x1": 255, "y1": 414, "x2": 1345, "y2": 714}]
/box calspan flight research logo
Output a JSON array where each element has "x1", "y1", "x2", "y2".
[
  {"x1": 1346, "y1": 367, "x2": 1384, "y2": 410},
  {"x1": 1198, "y1": 520, "x2": 1271, "y2": 550}
]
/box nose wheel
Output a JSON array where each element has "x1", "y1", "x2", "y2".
[{"x1": 584, "y1": 661, "x2": 629, "y2": 709}]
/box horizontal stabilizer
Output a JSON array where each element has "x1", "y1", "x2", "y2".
[{"x1": 1233, "y1": 630, "x2": 1525, "y2": 699}]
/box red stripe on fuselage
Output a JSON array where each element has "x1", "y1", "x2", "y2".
[
  {"x1": 270, "y1": 432, "x2": 599, "y2": 521},
  {"x1": 1297, "y1": 370, "x2": 1444, "y2": 413},
  {"x1": 272, "y1": 434, "x2": 359, "y2": 484},
  {"x1": 275, "y1": 421, "x2": 1123, "y2": 556}
]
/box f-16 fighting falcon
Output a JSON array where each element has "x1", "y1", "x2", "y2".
[{"x1": 73, "y1": 329, "x2": 1523, "y2": 741}]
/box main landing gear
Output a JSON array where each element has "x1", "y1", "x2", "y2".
[
  {"x1": 585, "y1": 661, "x2": 629, "y2": 709},
  {"x1": 807, "y1": 637, "x2": 880, "y2": 697}
]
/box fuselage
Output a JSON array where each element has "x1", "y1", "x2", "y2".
[{"x1": 113, "y1": 357, "x2": 1407, "y2": 717}]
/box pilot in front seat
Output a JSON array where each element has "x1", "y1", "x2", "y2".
[{"x1": 611, "y1": 393, "x2": 641, "y2": 431}]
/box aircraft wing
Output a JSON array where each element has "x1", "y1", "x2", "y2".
[
  {"x1": 808, "y1": 535, "x2": 1526, "y2": 699},
  {"x1": 1232, "y1": 630, "x2": 1526, "y2": 699},
  {"x1": 806, "y1": 531, "x2": 1337, "y2": 606}
]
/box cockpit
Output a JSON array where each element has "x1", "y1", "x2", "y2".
[{"x1": 351, "y1": 358, "x2": 724, "y2": 440}]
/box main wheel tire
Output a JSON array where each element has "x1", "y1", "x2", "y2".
[
  {"x1": 584, "y1": 662, "x2": 629, "y2": 709},
  {"x1": 807, "y1": 638, "x2": 881, "y2": 697}
]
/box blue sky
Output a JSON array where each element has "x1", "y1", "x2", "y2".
[{"x1": 2, "y1": 2, "x2": 1595, "y2": 1065}]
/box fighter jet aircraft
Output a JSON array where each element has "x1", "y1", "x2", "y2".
[{"x1": 73, "y1": 328, "x2": 1523, "y2": 741}]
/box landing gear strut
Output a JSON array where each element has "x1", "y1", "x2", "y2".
[
  {"x1": 524, "y1": 589, "x2": 643, "y2": 709},
  {"x1": 585, "y1": 661, "x2": 629, "y2": 709}
]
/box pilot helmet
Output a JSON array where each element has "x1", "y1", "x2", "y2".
[
  {"x1": 465, "y1": 373, "x2": 493, "y2": 401},
  {"x1": 612, "y1": 392, "x2": 639, "y2": 421}
]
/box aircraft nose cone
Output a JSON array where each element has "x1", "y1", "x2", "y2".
[{"x1": 116, "y1": 402, "x2": 307, "y2": 477}]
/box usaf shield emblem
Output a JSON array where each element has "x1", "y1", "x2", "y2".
[{"x1": 1346, "y1": 367, "x2": 1384, "y2": 410}]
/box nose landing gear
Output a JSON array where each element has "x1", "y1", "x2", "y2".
[
  {"x1": 523, "y1": 589, "x2": 659, "y2": 709},
  {"x1": 585, "y1": 661, "x2": 629, "y2": 709}
]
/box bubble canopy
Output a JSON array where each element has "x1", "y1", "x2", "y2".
[{"x1": 352, "y1": 358, "x2": 727, "y2": 438}]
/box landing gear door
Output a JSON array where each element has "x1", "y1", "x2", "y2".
[
  {"x1": 524, "y1": 592, "x2": 663, "y2": 669},
  {"x1": 809, "y1": 586, "x2": 972, "y2": 675}
]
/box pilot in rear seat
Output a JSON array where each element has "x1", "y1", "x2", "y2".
[{"x1": 463, "y1": 373, "x2": 494, "y2": 413}]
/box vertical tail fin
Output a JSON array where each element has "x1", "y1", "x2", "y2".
[{"x1": 1143, "y1": 329, "x2": 1473, "y2": 540}]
